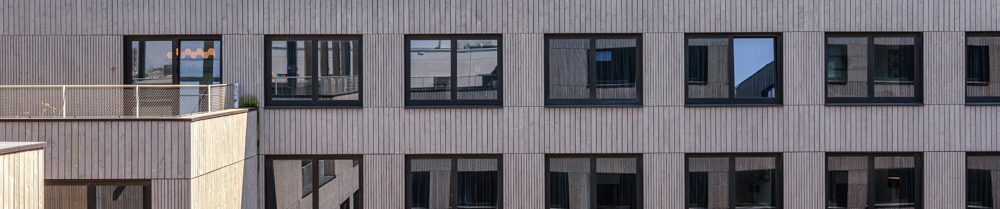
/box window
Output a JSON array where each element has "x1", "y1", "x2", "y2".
[
  {"x1": 686, "y1": 155, "x2": 781, "y2": 209},
  {"x1": 966, "y1": 34, "x2": 1000, "y2": 103},
  {"x1": 265, "y1": 36, "x2": 362, "y2": 106},
  {"x1": 125, "y1": 36, "x2": 222, "y2": 85},
  {"x1": 546, "y1": 35, "x2": 642, "y2": 106},
  {"x1": 686, "y1": 34, "x2": 782, "y2": 105},
  {"x1": 405, "y1": 35, "x2": 503, "y2": 106},
  {"x1": 265, "y1": 156, "x2": 362, "y2": 209},
  {"x1": 826, "y1": 34, "x2": 923, "y2": 104},
  {"x1": 406, "y1": 156, "x2": 502, "y2": 209},
  {"x1": 546, "y1": 155, "x2": 641, "y2": 209},
  {"x1": 826, "y1": 154, "x2": 922, "y2": 209},
  {"x1": 967, "y1": 154, "x2": 1000, "y2": 209},
  {"x1": 44, "y1": 180, "x2": 151, "y2": 209}
]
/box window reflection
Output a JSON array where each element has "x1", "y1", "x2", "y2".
[
  {"x1": 549, "y1": 158, "x2": 591, "y2": 209},
  {"x1": 271, "y1": 41, "x2": 313, "y2": 101},
  {"x1": 409, "y1": 159, "x2": 451, "y2": 209},
  {"x1": 872, "y1": 37, "x2": 916, "y2": 98},
  {"x1": 596, "y1": 158, "x2": 637, "y2": 209},
  {"x1": 966, "y1": 36, "x2": 1000, "y2": 99},
  {"x1": 266, "y1": 158, "x2": 361, "y2": 209},
  {"x1": 827, "y1": 156, "x2": 869, "y2": 209},
  {"x1": 826, "y1": 37, "x2": 869, "y2": 98},
  {"x1": 733, "y1": 38, "x2": 776, "y2": 98},
  {"x1": 548, "y1": 39, "x2": 591, "y2": 99},
  {"x1": 968, "y1": 156, "x2": 1000, "y2": 209},
  {"x1": 734, "y1": 157, "x2": 776, "y2": 208},
  {"x1": 595, "y1": 39, "x2": 637, "y2": 99},
  {"x1": 457, "y1": 40, "x2": 499, "y2": 100},
  {"x1": 409, "y1": 40, "x2": 453, "y2": 100},
  {"x1": 687, "y1": 157, "x2": 730, "y2": 209},
  {"x1": 130, "y1": 41, "x2": 174, "y2": 84}
]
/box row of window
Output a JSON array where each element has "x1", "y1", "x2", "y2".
[
  {"x1": 258, "y1": 154, "x2": 1000, "y2": 209},
  {"x1": 124, "y1": 33, "x2": 1000, "y2": 107}
]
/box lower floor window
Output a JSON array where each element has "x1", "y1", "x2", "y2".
[
  {"x1": 826, "y1": 154, "x2": 921, "y2": 209},
  {"x1": 265, "y1": 156, "x2": 362, "y2": 209},
  {"x1": 686, "y1": 155, "x2": 781, "y2": 209},
  {"x1": 407, "y1": 156, "x2": 502, "y2": 209},
  {"x1": 547, "y1": 155, "x2": 641, "y2": 209},
  {"x1": 44, "y1": 180, "x2": 151, "y2": 209},
  {"x1": 968, "y1": 155, "x2": 1000, "y2": 208}
]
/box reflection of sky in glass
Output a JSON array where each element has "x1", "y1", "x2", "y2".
[
  {"x1": 733, "y1": 38, "x2": 774, "y2": 85},
  {"x1": 411, "y1": 40, "x2": 450, "y2": 49}
]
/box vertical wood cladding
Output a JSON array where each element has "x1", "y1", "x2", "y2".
[
  {"x1": 0, "y1": 149, "x2": 44, "y2": 209},
  {"x1": 923, "y1": 152, "x2": 965, "y2": 209},
  {"x1": 782, "y1": 152, "x2": 825, "y2": 209},
  {"x1": 502, "y1": 154, "x2": 544, "y2": 209},
  {"x1": 362, "y1": 154, "x2": 404, "y2": 209}
]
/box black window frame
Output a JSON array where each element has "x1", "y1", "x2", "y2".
[
  {"x1": 405, "y1": 154, "x2": 504, "y2": 209},
  {"x1": 544, "y1": 154, "x2": 643, "y2": 209},
  {"x1": 824, "y1": 33, "x2": 924, "y2": 105},
  {"x1": 404, "y1": 34, "x2": 504, "y2": 107},
  {"x1": 264, "y1": 155, "x2": 364, "y2": 209},
  {"x1": 124, "y1": 35, "x2": 224, "y2": 85},
  {"x1": 45, "y1": 179, "x2": 152, "y2": 209},
  {"x1": 965, "y1": 32, "x2": 1000, "y2": 104},
  {"x1": 966, "y1": 153, "x2": 1000, "y2": 208},
  {"x1": 683, "y1": 153, "x2": 783, "y2": 209},
  {"x1": 824, "y1": 153, "x2": 924, "y2": 209},
  {"x1": 264, "y1": 35, "x2": 364, "y2": 107},
  {"x1": 544, "y1": 34, "x2": 644, "y2": 107},
  {"x1": 684, "y1": 34, "x2": 784, "y2": 106}
]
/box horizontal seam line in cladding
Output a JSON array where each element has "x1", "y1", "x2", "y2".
[{"x1": 187, "y1": 155, "x2": 256, "y2": 179}]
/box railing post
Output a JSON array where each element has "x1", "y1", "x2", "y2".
[
  {"x1": 134, "y1": 85, "x2": 140, "y2": 117},
  {"x1": 61, "y1": 85, "x2": 66, "y2": 118},
  {"x1": 207, "y1": 86, "x2": 213, "y2": 112},
  {"x1": 233, "y1": 83, "x2": 240, "y2": 108}
]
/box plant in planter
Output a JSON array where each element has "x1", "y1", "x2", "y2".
[{"x1": 239, "y1": 94, "x2": 259, "y2": 108}]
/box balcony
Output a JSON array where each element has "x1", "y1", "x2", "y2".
[{"x1": 0, "y1": 84, "x2": 237, "y2": 118}]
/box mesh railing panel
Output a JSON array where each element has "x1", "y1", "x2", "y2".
[{"x1": 0, "y1": 84, "x2": 234, "y2": 118}]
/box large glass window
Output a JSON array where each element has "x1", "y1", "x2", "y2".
[
  {"x1": 686, "y1": 34, "x2": 782, "y2": 105},
  {"x1": 686, "y1": 155, "x2": 780, "y2": 209},
  {"x1": 265, "y1": 36, "x2": 362, "y2": 106},
  {"x1": 826, "y1": 34, "x2": 922, "y2": 104},
  {"x1": 547, "y1": 155, "x2": 640, "y2": 209},
  {"x1": 546, "y1": 35, "x2": 642, "y2": 106},
  {"x1": 826, "y1": 154, "x2": 921, "y2": 209},
  {"x1": 265, "y1": 156, "x2": 362, "y2": 209},
  {"x1": 966, "y1": 34, "x2": 1000, "y2": 103},
  {"x1": 126, "y1": 37, "x2": 221, "y2": 85},
  {"x1": 967, "y1": 155, "x2": 1000, "y2": 209},
  {"x1": 44, "y1": 180, "x2": 151, "y2": 209},
  {"x1": 407, "y1": 156, "x2": 501, "y2": 209},
  {"x1": 406, "y1": 35, "x2": 502, "y2": 106}
]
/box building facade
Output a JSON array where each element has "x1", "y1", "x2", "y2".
[{"x1": 2, "y1": 0, "x2": 1000, "y2": 208}]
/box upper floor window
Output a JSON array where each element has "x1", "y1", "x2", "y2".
[
  {"x1": 967, "y1": 154, "x2": 1000, "y2": 208},
  {"x1": 547, "y1": 155, "x2": 641, "y2": 209},
  {"x1": 826, "y1": 33, "x2": 923, "y2": 104},
  {"x1": 546, "y1": 34, "x2": 642, "y2": 106},
  {"x1": 265, "y1": 156, "x2": 362, "y2": 209},
  {"x1": 686, "y1": 154, "x2": 781, "y2": 209},
  {"x1": 826, "y1": 154, "x2": 922, "y2": 209},
  {"x1": 406, "y1": 35, "x2": 502, "y2": 107},
  {"x1": 265, "y1": 36, "x2": 362, "y2": 107},
  {"x1": 686, "y1": 34, "x2": 782, "y2": 105},
  {"x1": 966, "y1": 34, "x2": 1000, "y2": 103},
  {"x1": 406, "y1": 156, "x2": 501, "y2": 209},
  {"x1": 126, "y1": 36, "x2": 221, "y2": 85}
]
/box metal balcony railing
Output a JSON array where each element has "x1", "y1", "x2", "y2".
[{"x1": 0, "y1": 84, "x2": 238, "y2": 118}]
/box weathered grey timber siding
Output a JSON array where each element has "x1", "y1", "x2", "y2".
[{"x1": 0, "y1": 144, "x2": 44, "y2": 209}]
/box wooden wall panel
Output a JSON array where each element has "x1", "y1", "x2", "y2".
[
  {"x1": 923, "y1": 32, "x2": 965, "y2": 105},
  {"x1": 190, "y1": 111, "x2": 252, "y2": 177},
  {"x1": 0, "y1": 149, "x2": 45, "y2": 209},
  {"x1": 923, "y1": 152, "x2": 965, "y2": 209},
  {"x1": 783, "y1": 32, "x2": 825, "y2": 106},
  {"x1": 0, "y1": 36, "x2": 122, "y2": 85},
  {"x1": 362, "y1": 154, "x2": 404, "y2": 209},
  {"x1": 501, "y1": 154, "x2": 544, "y2": 208},
  {"x1": 642, "y1": 153, "x2": 684, "y2": 209},
  {"x1": 222, "y1": 35, "x2": 266, "y2": 103},
  {"x1": 152, "y1": 179, "x2": 191, "y2": 209},
  {"x1": 190, "y1": 156, "x2": 258, "y2": 209},
  {"x1": 362, "y1": 34, "x2": 404, "y2": 108},
  {"x1": 642, "y1": 33, "x2": 685, "y2": 107},
  {"x1": 502, "y1": 34, "x2": 544, "y2": 107},
  {"x1": 822, "y1": 0, "x2": 924, "y2": 32},
  {"x1": 783, "y1": 152, "x2": 824, "y2": 209}
]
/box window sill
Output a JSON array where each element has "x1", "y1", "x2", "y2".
[
  {"x1": 544, "y1": 104, "x2": 644, "y2": 108},
  {"x1": 965, "y1": 102, "x2": 1000, "y2": 106},
  {"x1": 685, "y1": 103, "x2": 783, "y2": 108},
  {"x1": 263, "y1": 106, "x2": 364, "y2": 109},
  {"x1": 404, "y1": 105, "x2": 503, "y2": 109},
  {"x1": 824, "y1": 103, "x2": 924, "y2": 107}
]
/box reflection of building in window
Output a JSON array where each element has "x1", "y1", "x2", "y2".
[
  {"x1": 734, "y1": 62, "x2": 777, "y2": 98},
  {"x1": 408, "y1": 158, "x2": 500, "y2": 209},
  {"x1": 547, "y1": 157, "x2": 638, "y2": 209},
  {"x1": 266, "y1": 158, "x2": 362, "y2": 209},
  {"x1": 686, "y1": 156, "x2": 777, "y2": 209},
  {"x1": 966, "y1": 36, "x2": 1000, "y2": 101},
  {"x1": 826, "y1": 44, "x2": 849, "y2": 83},
  {"x1": 967, "y1": 155, "x2": 1000, "y2": 208},
  {"x1": 826, "y1": 155, "x2": 919, "y2": 209}
]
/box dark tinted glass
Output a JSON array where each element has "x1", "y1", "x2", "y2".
[
  {"x1": 687, "y1": 38, "x2": 731, "y2": 98},
  {"x1": 266, "y1": 158, "x2": 362, "y2": 209},
  {"x1": 826, "y1": 156, "x2": 868, "y2": 208},
  {"x1": 968, "y1": 156, "x2": 1000, "y2": 208},
  {"x1": 316, "y1": 40, "x2": 361, "y2": 101},
  {"x1": 457, "y1": 159, "x2": 499, "y2": 208},
  {"x1": 734, "y1": 157, "x2": 777, "y2": 208},
  {"x1": 270, "y1": 41, "x2": 313, "y2": 101},
  {"x1": 596, "y1": 158, "x2": 637, "y2": 209},
  {"x1": 687, "y1": 157, "x2": 730, "y2": 208},
  {"x1": 872, "y1": 156, "x2": 916, "y2": 208},
  {"x1": 44, "y1": 185, "x2": 89, "y2": 209},
  {"x1": 548, "y1": 39, "x2": 591, "y2": 99},
  {"x1": 409, "y1": 159, "x2": 451, "y2": 208},
  {"x1": 94, "y1": 185, "x2": 148, "y2": 208},
  {"x1": 733, "y1": 38, "x2": 777, "y2": 98},
  {"x1": 826, "y1": 37, "x2": 869, "y2": 98},
  {"x1": 872, "y1": 37, "x2": 916, "y2": 98},
  {"x1": 967, "y1": 36, "x2": 1000, "y2": 98},
  {"x1": 130, "y1": 41, "x2": 174, "y2": 84},
  {"x1": 317, "y1": 159, "x2": 358, "y2": 207},
  {"x1": 178, "y1": 40, "x2": 221, "y2": 85},
  {"x1": 409, "y1": 40, "x2": 452, "y2": 100},
  {"x1": 456, "y1": 40, "x2": 500, "y2": 100},
  {"x1": 595, "y1": 39, "x2": 638, "y2": 99},
  {"x1": 548, "y1": 158, "x2": 591, "y2": 209}
]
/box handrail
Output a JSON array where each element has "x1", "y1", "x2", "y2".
[
  {"x1": 0, "y1": 84, "x2": 231, "y2": 88},
  {"x1": 0, "y1": 84, "x2": 236, "y2": 118}
]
